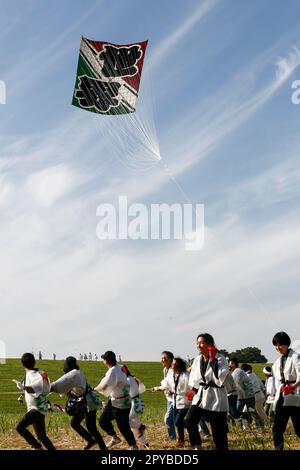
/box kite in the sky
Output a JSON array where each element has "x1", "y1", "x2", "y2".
[{"x1": 72, "y1": 37, "x2": 148, "y2": 115}]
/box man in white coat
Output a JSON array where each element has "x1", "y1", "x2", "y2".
[
  {"x1": 271, "y1": 332, "x2": 300, "y2": 450},
  {"x1": 95, "y1": 351, "x2": 138, "y2": 450},
  {"x1": 152, "y1": 351, "x2": 176, "y2": 441}
]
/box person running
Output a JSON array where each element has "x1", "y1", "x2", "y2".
[
  {"x1": 241, "y1": 363, "x2": 268, "y2": 427},
  {"x1": 263, "y1": 366, "x2": 275, "y2": 421},
  {"x1": 160, "y1": 357, "x2": 192, "y2": 447},
  {"x1": 228, "y1": 357, "x2": 255, "y2": 428},
  {"x1": 185, "y1": 333, "x2": 229, "y2": 450},
  {"x1": 122, "y1": 365, "x2": 149, "y2": 448},
  {"x1": 271, "y1": 331, "x2": 300, "y2": 450},
  {"x1": 51, "y1": 356, "x2": 106, "y2": 450},
  {"x1": 224, "y1": 372, "x2": 238, "y2": 424},
  {"x1": 13, "y1": 353, "x2": 55, "y2": 450},
  {"x1": 152, "y1": 351, "x2": 176, "y2": 441},
  {"x1": 96, "y1": 351, "x2": 138, "y2": 450}
]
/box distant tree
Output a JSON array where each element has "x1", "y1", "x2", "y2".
[
  {"x1": 218, "y1": 349, "x2": 230, "y2": 358},
  {"x1": 229, "y1": 347, "x2": 267, "y2": 364}
]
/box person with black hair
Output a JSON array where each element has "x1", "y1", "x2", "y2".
[
  {"x1": 50, "y1": 356, "x2": 106, "y2": 450},
  {"x1": 241, "y1": 364, "x2": 267, "y2": 427},
  {"x1": 13, "y1": 353, "x2": 55, "y2": 450},
  {"x1": 96, "y1": 351, "x2": 138, "y2": 450},
  {"x1": 184, "y1": 333, "x2": 229, "y2": 450},
  {"x1": 263, "y1": 366, "x2": 275, "y2": 420},
  {"x1": 228, "y1": 357, "x2": 255, "y2": 428},
  {"x1": 152, "y1": 351, "x2": 176, "y2": 441},
  {"x1": 271, "y1": 332, "x2": 300, "y2": 450},
  {"x1": 122, "y1": 365, "x2": 149, "y2": 447},
  {"x1": 160, "y1": 357, "x2": 192, "y2": 447}
]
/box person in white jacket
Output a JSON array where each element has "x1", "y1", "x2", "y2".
[
  {"x1": 121, "y1": 365, "x2": 149, "y2": 447},
  {"x1": 51, "y1": 356, "x2": 106, "y2": 450},
  {"x1": 263, "y1": 366, "x2": 275, "y2": 421},
  {"x1": 160, "y1": 357, "x2": 192, "y2": 446},
  {"x1": 241, "y1": 363, "x2": 268, "y2": 426},
  {"x1": 184, "y1": 333, "x2": 229, "y2": 450},
  {"x1": 14, "y1": 353, "x2": 55, "y2": 450},
  {"x1": 271, "y1": 332, "x2": 300, "y2": 450},
  {"x1": 95, "y1": 351, "x2": 138, "y2": 450}
]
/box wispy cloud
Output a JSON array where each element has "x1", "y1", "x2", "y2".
[{"x1": 150, "y1": 0, "x2": 220, "y2": 68}]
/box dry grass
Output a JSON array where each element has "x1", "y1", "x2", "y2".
[{"x1": 0, "y1": 416, "x2": 299, "y2": 451}]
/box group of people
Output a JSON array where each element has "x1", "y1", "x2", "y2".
[
  {"x1": 12, "y1": 331, "x2": 300, "y2": 451},
  {"x1": 152, "y1": 331, "x2": 299, "y2": 451},
  {"x1": 13, "y1": 351, "x2": 147, "y2": 451},
  {"x1": 78, "y1": 353, "x2": 122, "y2": 362}
]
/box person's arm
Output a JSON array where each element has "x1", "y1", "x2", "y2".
[
  {"x1": 94, "y1": 369, "x2": 114, "y2": 394},
  {"x1": 51, "y1": 372, "x2": 76, "y2": 394}
]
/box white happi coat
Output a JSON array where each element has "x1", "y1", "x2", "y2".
[
  {"x1": 161, "y1": 370, "x2": 191, "y2": 409},
  {"x1": 265, "y1": 375, "x2": 275, "y2": 404},
  {"x1": 189, "y1": 353, "x2": 229, "y2": 412},
  {"x1": 51, "y1": 369, "x2": 102, "y2": 412},
  {"x1": 246, "y1": 371, "x2": 265, "y2": 403},
  {"x1": 95, "y1": 365, "x2": 131, "y2": 409},
  {"x1": 128, "y1": 375, "x2": 146, "y2": 418},
  {"x1": 24, "y1": 369, "x2": 51, "y2": 414},
  {"x1": 272, "y1": 349, "x2": 300, "y2": 408}
]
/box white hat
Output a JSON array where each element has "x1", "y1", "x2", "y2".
[{"x1": 263, "y1": 366, "x2": 272, "y2": 375}]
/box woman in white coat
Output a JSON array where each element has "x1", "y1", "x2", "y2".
[
  {"x1": 184, "y1": 333, "x2": 229, "y2": 450},
  {"x1": 160, "y1": 357, "x2": 192, "y2": 446},
  {"x1": 121, "y1": 365, "x2": 149, "y2": 447},
  {"x1": 271, "y1": 332, "x2": 300, "y2": 450},
  {"x1": 50, "y1": 356, "x2": 106, "y2": 450}
]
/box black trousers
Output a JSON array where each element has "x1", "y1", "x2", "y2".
[
  {"x1": 16, "y1": 409, "x2": 56, "y2": 450},
  {"x1": 273, "y1": 405, "x2": 300, "y2": 450},
  {"x1": 184, "y1": 405, "x2": 228, "y2": 450},
  {"x1": 70, "y1": 409, "x2": 107, "y2": 450},
  {"x1": 99, "y1": 399, "x2": 136, "y2": 446}
]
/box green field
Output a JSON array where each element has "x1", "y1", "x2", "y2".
[
  {"x1": 0, "y1": 360, "x2": 299, "y2": 450},
  {"x1": 0, "y1": 359, "x2": 165, "y2": 415},
  {"x1": 0, "y1": 359, "x2": 268, "y2": 415}
]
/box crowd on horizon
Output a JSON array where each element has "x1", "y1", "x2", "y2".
[{"x1": 10, "y1": 331, "x2": 300, "y2": 451}]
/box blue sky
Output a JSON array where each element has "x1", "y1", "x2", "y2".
[{"x1": 1, "y1": 0, "x2": 300, "y2": 362}]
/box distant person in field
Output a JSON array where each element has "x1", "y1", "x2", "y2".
[
  {"x1": 51, "y1": 356, "x2": 106, "y2": 450},
  {"x1": 160, "y1": 357, "x2": 193, "y2": 447},
  {"x1": 13, "y1": 353, "x2": 55, "y2": 450},
  {"x1": 228, "y1": 357, "x2": 255, "y2": 428},
  {"x1": 184, "y1": 333, "x2": 229, "y2": 450},
  {"x1": 53, "y1": 353, "x2": 56, "y2": 361},
  {"x1": 241, "y1": 363, "x2": 268, "y2": 426},
  {"x1": 38, "y1": 351, "x2": 42, "y2": 360},
  {"x1": 96, "y1": 351, "x2": 138, "y2": 450},
  {"x1": 271, "y1": 331, "x2": 300, "y2": 450},
  {"x1": 263, "y1": 366, "x2": 275, "y2": 421},
  {"x1": 152, "y1": 351, "x2": 176, "y2": 441},
  {"x1": 122, "y1": 365, "x2": 149, "y2": 448},
  {"x1": 94, "y1": 354, "x2": 98, "y2": 361}
]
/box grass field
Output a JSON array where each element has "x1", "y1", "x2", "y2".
[{"x1": 0, "y1": 359, "x2": 299, "y2": 450}]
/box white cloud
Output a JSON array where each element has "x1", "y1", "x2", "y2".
[{"x1": 25, "y1": 164, "x2": 78, "y2": 207}]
